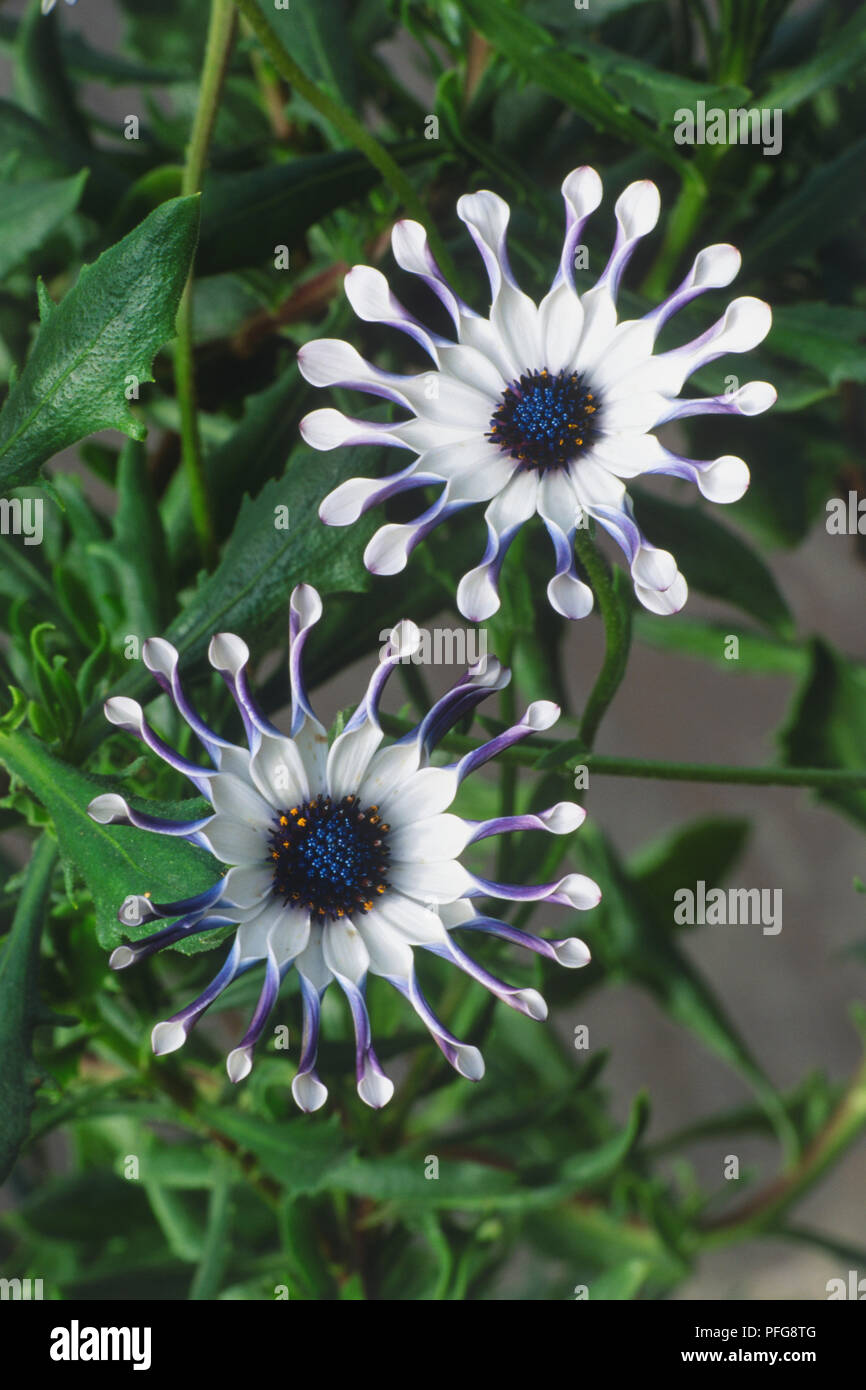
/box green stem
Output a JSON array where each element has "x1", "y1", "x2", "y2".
[
  {"x1": 231, "y1": 0, "x2": 458, "y2": 283},
  {"x1": 582, "y1": 757, "x2": 866, "y2": 790},
  {"x1": 376, "y1": 714, "x2": 866, "y2": 791},
  {"x1": 698, "y1": 1053, "x2": 866, "y2": 1248},
  {"x1": 640, "y1": 165, "x2": 709, "y2": 303},
  {"x1": 174, "y1": 0, "x2": 237, "y2": 569},
  {"x1": 574, "y1": 529, "x2": 632, "y2": 752}
]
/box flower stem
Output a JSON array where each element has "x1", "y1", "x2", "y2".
[
  {"x1": 698, "y1": 1044, "x2": 866, "y2": 1248},
  {"x1": 174, "y1": 0, "x2": 237, "y2": 570},
  {"x1": 574, "y1": 528, "x2": 632, "y2": 752},
  {"x1": 230, "y1": 0, "x2": 458, "y2": 283},
  {"x1": 377, "y1": 714, "x2": 866, "y2": 791}
]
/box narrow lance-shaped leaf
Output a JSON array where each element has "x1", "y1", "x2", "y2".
[
  {"x1": 0, "y1": 171, "x2": 88, "y2": 281},
  {"x1": 0, "y1": 194, "x2": 200, "y2": 488},
  {"x1": 0, "y1": 833, "x2": 56, "y2": 1183}
]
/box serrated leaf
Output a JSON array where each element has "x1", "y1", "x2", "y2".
[
  {"x1": 0, "y1": 727, "x2": 215, "y2": 949},
  {"x1": 0, "y1": 195, "x2": 200, "y2": 488},
  {"x1": 0, "y1": 833, "x2": 55, "y2": 1183}
]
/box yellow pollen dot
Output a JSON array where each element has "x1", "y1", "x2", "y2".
[
  {"x1": 363, "y1": 900, "x2": 372, "y2": 911},
  {"x1": 282, "y1": 840, "x2": 289, "y2": 849},
  {"x1": 279, "y1": 815, "x2": 288, "y2": 826},
  {"x1": 290, "y1": 807, "x2": 298, "y2": 817},
  {"x1": 576, "y1": 438, "x2": 583, "y2": 446},
  {"x1": 297, "y1": 817, "x2": 307, "y2": 828},
  {"x1": 376, "y1": 884, "x2": 385, "y2": 894}
]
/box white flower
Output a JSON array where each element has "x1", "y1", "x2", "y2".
[
  {"x1": 298, "y1": 166, "x2": 776, "y2": 620},
  {"x1": 88, "y1": 586, "x2": 599, "y2": 1111},
  {"x1": 41, "y1": 0, "x2": 77, "y2": 13}
]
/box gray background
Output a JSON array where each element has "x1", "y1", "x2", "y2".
[{"x1": 2, "y1": 0, "x2": 863, "y2": 1301}]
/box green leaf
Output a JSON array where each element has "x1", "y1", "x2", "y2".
[
  {"x1": 768, "y1": 304, "x2": 866, "y2": 390},
  {"x1": 0, "y1": 171, "x2": 87, "y2": 280},
  {"x1": 745, "y1": 136, "x2": 866, "y2": 272},
  {"x1": 630, "y1": 817, "x2": 751, "y2": 917},
  {"x1": 91, "y1": 438, "x2": 172, "y2": 636},
  {"x1": 629, "y1": 491, "x2": 794, "y2": 634},
  {"x1": 198, "y1": 1108, "x2": 352, "y2": 1197},
  {"x1": 14, "y1": 1, "x2": 90, "y2": 147},
  {"x1": 257, "y1": 0, "x2": 358, "y2": 110},
  {"x1": 458, "y1": 0, "x2": 695, "y2": 174},
  {"x1": 0, "y1": 727, "x2": 215, "y2": 949},
  {"x1": 162, "y1": 362, "x2": 306, "y2": 558},
  {"x1": 779, "y1": 639, "x2": 866, "y2": 830},
  {"x1": 634, "y1": 615, "x2": 805, "y2": 676},
  {"x1": 197, "y1": 146, "x2": 421, "y2": 275},
  {"x1": 760, "y1": 9, "x2": 866, "y2": 111},
  {"x1": 588, "y1": 1258, "x2": 654, "y2": 1300},
  {"x1": 0, "y1": 195, "x2": 200, "y2": 489},
  {"x1": 0, "y1": 833, "x2": 56, "y2": 1184}
]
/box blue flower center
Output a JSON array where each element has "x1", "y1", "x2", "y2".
[
  {"x1": 488, "y1": 368, "x2": 599, "y2": 471},
  {"x1": 269, "y1": 794, "x2": 390, "y2": 920}
]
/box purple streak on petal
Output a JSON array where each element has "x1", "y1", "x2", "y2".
[
  {"x1": 641, "y1": 276, "x2": 718, "y2": 338},
  {"x1": 165, "y1": 937, "x2": 250, "y2": 1033},
  {"x1": 367, "y1": 494, "x2": 475, "y2": 575},
  {"x1": 452, "y1": 914, "x2": 574, "y2": 964},
  {"x1": 342, "y1": 620, "x2": 423, "y2": 740},
  {"x1": 327, "y1": 462, "x2": 444, "y2": 525},
  {"x1": 423, "y1": 935, "x2": 543, "y2": 1017},
  {"x1": 387, "y1": 970, "x2": 478, "y2": 1074},
  {"x1": 402, "y1": 659, "x2": 509, "y2": 757},
  {"x1": 94, "y1": 798, "x2": 214, "y2": 849},
  {"x1": 558, "y1": 202, "x2": 598, "y2": 292},
  {"x1": 288, "y1": 587, "x2": 325, "y2": 742},
  {"x1": 465, "y1": 874, "x2": 579, "y2": 907},
  {"x1": 116, "y1": 913, "x2": 236, "y2": 964},
  {"x1": 466, "y1": 812, "x2": 559, "y2": 844},
  {"x1": 336, "y1": 975, "x2": 390, "y2": 1098},
  {"x1": 236, "y1": 949, "x2": 283, "y2": 1051},
  {"x1": 589, "y1": 499, "x2": 642, "y2": 568},
  {"x1": 144, "y1": 647, "x2": 232, "y2": 767},
  {"x1": 654, "y1": 393, "x2": 754, "y2": 424},
  {"x1": 458, "y1": 514, "x2": 525, "y2": 622},
  {"x1": 114, "y1": 712, "x2": 213, "y2": 797},
  {"x1": 295, "y1": 971, "x2": 325, "y2": 1085},
  {"x1": 541, "y1": 511, "x2": 583, "y2": 600},
  {"x1": 595, "y1": 225, "x2": 638, "y2": 304},
  {"x1": 122, "y1": 877, "x2": 230, "y2": 927},
  {"x1": 393, "y1": 220, "x2": 475, "y2": 332},
  {"x1": 454, "y1": 711, "x2": 540, "y2": 784}
]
